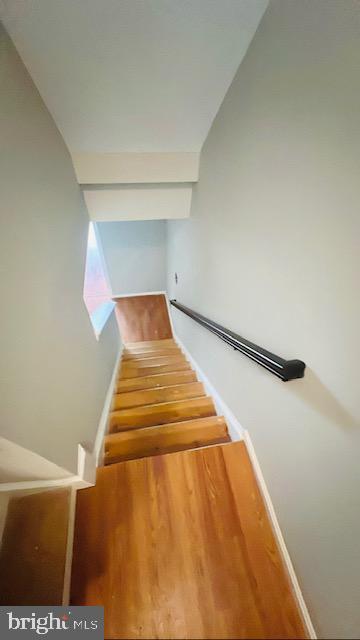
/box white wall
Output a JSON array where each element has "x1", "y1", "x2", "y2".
[
  {"x1": 72, "y1": 152, "x2": 199, "y2": 184},
  {"x1": 0, "y1": 23, "x2": 120, "y2": 476},
  {"x1": 0, "y1": 0, "x2": 267, "y2": 153},
  {"x1": 0, "y1": 438, "x2": 72, "y2": 483},
  {"x1": 167, "y1": 2, "x2": 360, "y2": 638},
  {"x1": 98, "y1": 220, "x2": 167, "y2": 296},
  {"x1": 83, "y1": 184, "x2": 193, "y2": 222}
]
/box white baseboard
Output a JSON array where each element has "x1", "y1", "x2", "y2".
[
  {"x1": 112, "y1": 290, "x2": 167, "y2": 299},
  {"x1": 80, "y1": 345, "x2": 123, "y2": 482},
  {"x1": 244, "y1": 430, "x2": 316, "y2": 639},
  {"x1": 164, "y1": 292, "x2": 176, "y2": 337},
  {"x1": 172, "y1": 331, "x2": 244, "y2": 441},
  {"x1": 166, "y1": 290, "x2": 243, "y2": 440},
  {"x1": 62, "y1": 485, "x2": 77, "y2": 605},
  {"x1": 93, "y1": 345, "x2": 122, "y2": 467},
  {"x1": 0, "y1": 474, "x2": 89, "y2": 493}
]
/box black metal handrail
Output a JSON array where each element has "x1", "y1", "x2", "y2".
[{"x1": 170, "y1": 300, "x2": 305, "y2": 382}]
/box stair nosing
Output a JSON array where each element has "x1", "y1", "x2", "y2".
[
  {"x1": 105, "y1": 415, "x2": 227, "y2": 441},
  {"x1": 114, "y1": 382, "x2": 203, "y2": 397},
  {"x1": 110, "y1": 395, "x2": 214, "y2": 416},
  {"x1": 103, "y1": 429, "x2": 231, "y2": 466},
  {"x1": 121, "y1": 357, "x2": 187, "y2": 367},
  {"x1": 117, "y1": 371, "x2": 196, "y2": 385},
  {"x1": 119, "y1": 365, "x2": 191, "y2": 380}
]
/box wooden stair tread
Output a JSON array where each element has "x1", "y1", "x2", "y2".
[
  {"x1": 112, "y1": 381, "x2": 205, "y2": 410},
  {"x1": 104, "y1": 416, "x2": 229, "y2": 464},
  {"x1": 122, "y1": 347, "x2": 182, "y2": 360},
  {"x1": 121, "y1": 354, "x2": 187, "y2": 369},
  {"x1": 119, "y1": 360, "x2": 191, "y2": 379},
  {"x1": 116, "y1": 370, "x2": 197, "y2": 393},
  {"x1": 109, "y1": 396, "x2": 216, "y2": 433},
  {"x1": 71, "y1": 441, "x2": 306, "y2": 639},
  {"x1": 125, "y1": 338, "x2": 176, "y2": 349}
]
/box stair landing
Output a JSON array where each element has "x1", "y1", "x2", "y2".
[{"x1": 70, "y1": 441, "x2": 306, "y2": 639}]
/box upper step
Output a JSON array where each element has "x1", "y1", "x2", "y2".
[
  {"x1": 122, "y1": 347, "x2": 182, "y2": 360},
  {"x1": 121, "y1": 354, "x2": 187, "y2": 370},
  {"x1": 125, "y1": 338, "x2": 176, "y2": 349},
  {"x1": 112, "y1": 381, "x2": 205, "y2": 410},
  {"x1": 104, "y1": 416, "x2": 230, "y2": 465},
  {"x1": 116, "y1": 370, "x2": 197, "y2": 393},
  {"x1": 109, "y1": 396, "x2": 216, "y2": 433},
  {"x1": 119, "y1": 360, "x2": 191, "y2": 379}
]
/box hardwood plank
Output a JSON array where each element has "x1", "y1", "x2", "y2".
[
  {"x1": 120, "y1": 354, "x2": 187, "y2": 372},
  {"x1": 115, "y1": 295, "x2": 172, "y2": 342},
  {"x1": 0, "y1": 489, "x2": 70, "y2": 605},
  {"x1": 112, "y1": 382, "x2": 205, "y2": 410},
  {"x1": 104, "y1": 416, "x2": 229, "y2": 464},
  {"x1": 119, "y1": 360, "x2": 191, "y2": 379},
  {"x1": 125, "y1": 338, "x2": 176, "y2": 349},
  {"x1": 122, "y1": 347, "x2": 182, "y2": 360},
  {"x1": 221, "y1": 442, "x2": 308, "y2": 638},
  {"x1": 116, "y1": 370, "x2": 197, "y2": 393},
  {"x1": 71, "y1": 442, "x2": 306, "y2": 639},
  {"x1": 109, "y1": 396, "x2": 216, "y2": 433}
]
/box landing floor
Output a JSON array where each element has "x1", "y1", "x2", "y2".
[
  {"x1": 114, "y1": 294, "x2": 172, "y2": 343},
  {"x1": 0, "y1": 489, "x2": 70, "y2": 605},
  {"x1": 70, "y1": 441, "x2": 306, "y2": 639}
]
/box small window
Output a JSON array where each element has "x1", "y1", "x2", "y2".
[{"x1": 83, "y1": 222, "x2": 114, "y2": 338}]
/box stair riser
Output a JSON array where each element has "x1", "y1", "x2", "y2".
[
  {"x1": 122, "y1": 348, "x2": 182, "y2": 360},
  {"x1": 105, "y1": 436, "x2": 230, "y2": 465},
  {"x1": 109, "y1": 398, "x2": 216, "y2": 432},
  {"x1": 125, "y1": 339, "x2": 175, "y2": 349},
  {"x1": 104, "y1": 416, "x2": 229, "y2": 464},
  {"x1": 116, "y1": 370, "x2": 197, "y2": 393},
  {"x1": 121, "y1": 355, "x2": 187, "y2": 370},
  {"x1": 119, "y1": 362, "x2": 191, "y2": 379},
  {"x1": 112, "y1": 382, "x2": 205, "y2": 410}
]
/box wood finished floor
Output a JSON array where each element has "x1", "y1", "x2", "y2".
[
  {"x1": 71, "y1": 442, "x2": 306, "y2": 639},
  {"x1": 0, "y1": 489, "x2": 70, "y2": 605},
  {"x1": 114, "y1": 294, "x2": 173, "y2": 342}
]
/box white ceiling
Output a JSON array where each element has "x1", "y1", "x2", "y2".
[{"x1": 0, "y1": 0, "x2": 267, "y2": 153}]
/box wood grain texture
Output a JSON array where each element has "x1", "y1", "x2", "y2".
[
  {"x1": 112, "y1": 382, "x2": 205, "y2": 410},
  {"x1": 125, "y1": 338, "x2": 176, "y2": 349},
  {"x1": 122, "y1": 347, "x2": 182, "y2": 360},
  {"x1": 71, "y1": 442, "x2": 306, "y2": 639},
  {"x1": 120, "y1": 354, "x2": 187, "y2": 372},
  {"x1": 116, "y1": 370, "x2": 197, "y2": 393},
  {"x1": 115, "y1": 295, "x2": 173, "y2": 342},
  {"x1": 119, "y1": 360, "x2": 191, "y2": 379},
  {"x1": 109, "y1": 396, "x2": 216, "y2": 433},
  {"x1": 0, "y1": 489, "x2": 70, "y2": 605},
  {"x1": 104, "y1": 416, "x2": 230, "y2": 464}
]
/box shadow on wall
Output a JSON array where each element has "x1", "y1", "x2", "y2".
[
  {"x1": 289, "y1": 369, "x2": 358, "y2": 430},
  {"x1": 96, "y1": 220, "x2": 167, "y2": 296},
  {"x1": 0, "y1": 438, "x2": 72, "y2": 484},
  {"x1": 98, "y1": 220, "x2": 166, "y2": 249}
]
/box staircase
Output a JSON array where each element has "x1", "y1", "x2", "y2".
[
  {"x1": 104, "y1": 338, "x2": 230, "y2": 465},
  {"x1": 70, "y1": 295, "x2": 307, "y2": 639}
]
